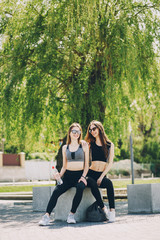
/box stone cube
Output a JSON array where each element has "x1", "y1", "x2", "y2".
[{"x1": 127, "y1": 183, "x2": 160, "y2": 213}]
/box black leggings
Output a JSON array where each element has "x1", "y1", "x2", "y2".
[
  {"x1": 46, "y1": 170, "x2": 85, "y2": 215},
  {"x1": 87, "y1": 176, "x2": 104, "y2": 209},
  {"x1": 87, "y1": 169, "x2": 115, "y2": 209}
]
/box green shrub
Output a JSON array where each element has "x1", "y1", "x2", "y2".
[{"x1": 4, "y1": 144, "x2": 18, "y2": 154}]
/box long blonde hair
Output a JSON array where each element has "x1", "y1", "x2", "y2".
[
  {"x1": 67, "y1": 123, "x2": 82, "y2": 145},
  {"x1": 85, "y1": 120, "x2": 111, "y2": 158}
]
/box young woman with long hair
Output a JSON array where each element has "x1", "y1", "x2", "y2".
[
  {"x1": 39, "y1": 123, "x2": 89, "y2": 225},
  {"x1": 85, "y1": 120, "x2": 115, "y2": 222}
]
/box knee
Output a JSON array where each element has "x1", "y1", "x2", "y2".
[
  {"x1": 108, "y1": 179, "x2": 113, "y2": 187},
  {"x1": 51, "y1": 186, "x2": 61, "y2": 197},
  {"x1": 77, "y1": 181, "x2": 85, "y2": 191},
  {"x1": 87, "y1": 177, "x2": 97, "y2": 188},
  {"x1": 104, "y1": 178, "x2": 113, "y2": 189}
]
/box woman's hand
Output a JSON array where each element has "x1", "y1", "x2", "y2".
[
  {"x1": 53, "y1": 172, "x2": 61, "y2": 181},
  {"x1": 79, "y1": 176, "x2": 87, "y2": 186},
  {"x1": 81, "y1": 140, "x2": 88, "y2": 148},
  {"x1": 97, "y1": 177, "x2": 103, "y2": 186}
]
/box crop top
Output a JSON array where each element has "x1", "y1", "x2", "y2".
[
  {"x1": 90, "y1": 141, "x2": 111, "y2": 162},
  {"x1": 66, "y1": 144, "x2": 85, "y2": 162}
]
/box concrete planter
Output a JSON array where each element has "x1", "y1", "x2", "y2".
[
  {"x1": 33, "y1": 186, "x2": 98, "y2": 222},
  {"x1": 33, "y1": 186, "x2": 51, "y2": 212},
  {"x1": 52, "y1": 186, "x2": 96, "y2": 222},
  {"x1": 127, "y1": 183, "x2": 160, "y2": 213}
]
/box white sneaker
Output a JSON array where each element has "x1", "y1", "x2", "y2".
[
  {"x1": 39, "y1": 214, "x2": 50, "y2": 226},
  {"x1": 67, "y1": 213, "x2": 76, "y2": 224},
  {"x1": 103, "y1": 206, "x2": 109, "y2": 220},
  {"x1": 108, "y1": 210, "x2": 115, "y2": 223}
]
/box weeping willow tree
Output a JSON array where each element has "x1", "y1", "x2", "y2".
[{"x1": 0, "y1": 0, "x2": 160, "y2": 153}]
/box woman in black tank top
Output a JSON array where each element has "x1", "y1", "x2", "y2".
[
  {"x1": 85, "y1": 120, "x2": 115, "y2": 223},
  {"x1": 39, "y1": 123, "x2": 89, "y2": 225}
]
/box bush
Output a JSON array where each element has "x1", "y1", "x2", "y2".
[
  {"x1": 115, "y1": 148, "x2": 130, "y2": 161},
  {"x1": 140, "y1": 141, "x2": 160, "y2": 162},
  {"x1": 119, "y1": 169, "x2": 130, "y2": 176},
  {"x1": 150, "y1": 163, "x2": 160, "y2": 177},
  {"x1": 120, "y1": 149, "x2": 130, "y2": 159},
  {"x1": 111, "y1": 169, "x2": 130, "y2": 176},
  {"x1": 134, "y1": 138, "x2": 160, "y2": 177},
  {"x1": 26, "y1": 152, "x2": 54, "y2": 161},
  {"x1": 4, "y1": 145, "x2": 18, "y2": 154}
]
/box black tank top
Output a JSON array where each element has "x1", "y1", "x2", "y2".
[{"x1": 90, "y1": 141, "x2": 111, "y2": 162}]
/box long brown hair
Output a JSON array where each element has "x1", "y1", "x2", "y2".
[
  {"x1": 67, "y1": 123, "x2": 82, "y2": 145},
  {"x1": 85, "y1": 120, "x2": 111, "y2": 158}
]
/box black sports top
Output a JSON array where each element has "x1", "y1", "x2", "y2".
[{"x1": 90, "y1": 141, "x2": 111, "y2": 162}]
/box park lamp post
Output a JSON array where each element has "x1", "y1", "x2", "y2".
[
  {"x1": 129, "y1": 122, "x2": 134, "y2": 184},
  {"x1": 2, "y1": 138, "x2": 5, "y2": 153}
]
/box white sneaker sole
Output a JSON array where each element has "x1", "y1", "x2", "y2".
[
  {"x1": 67, "y1": 220, "x2": 76, "y2": 224},
  {"x1": 38, "y1": 221, "x2": 50, "y2": 226},
  {"x1": 108, "y1": 220, "x2": 115, "y2": 223}
]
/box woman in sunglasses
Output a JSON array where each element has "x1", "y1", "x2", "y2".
[
  {"x1": 39, "y1": 123, "x2": 89, "y2": 225},
  {"x1": 85, "y1": 120, "x2": 115, "y2": 222}
]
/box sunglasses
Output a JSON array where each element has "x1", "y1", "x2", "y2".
[
  {"x1": 89, "y1": 126, "x2": 97, "y2": 133},
  {"x1": 71, "y1": 130, "x2": 81, "y2": 135}
]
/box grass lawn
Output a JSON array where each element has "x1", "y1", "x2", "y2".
[
  {"x1": 0, "y1": 184, "x2": 52, "y2": 193},
  {"x1": 0, "y1": 178, "x2": 160, "y2": 192},
  {"x1": 112, "y1": 178, "x2": 160, "y2": 189}
]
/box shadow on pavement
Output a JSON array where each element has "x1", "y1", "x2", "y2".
[{"x1": 2, "y1": 201, "x2": 157, "y2": 230}]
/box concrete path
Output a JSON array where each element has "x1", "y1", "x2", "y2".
[{"x1": 0, "y1": 200, "x2": 160, "y2": 240}]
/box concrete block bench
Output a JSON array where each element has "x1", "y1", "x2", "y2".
[
  {"x1": 127, "y1": 183, "x2": 160, "y2": 213},
  {"x1": 33, "y1": 186, "x2": 51, "y2": 212},
  {"x1": 33, "y1": 186, "x2": 99, "y2": 222}
]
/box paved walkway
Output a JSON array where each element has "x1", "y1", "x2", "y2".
[{"x1": 0, "y1": 200, "x2": 160, "y2": 240}]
